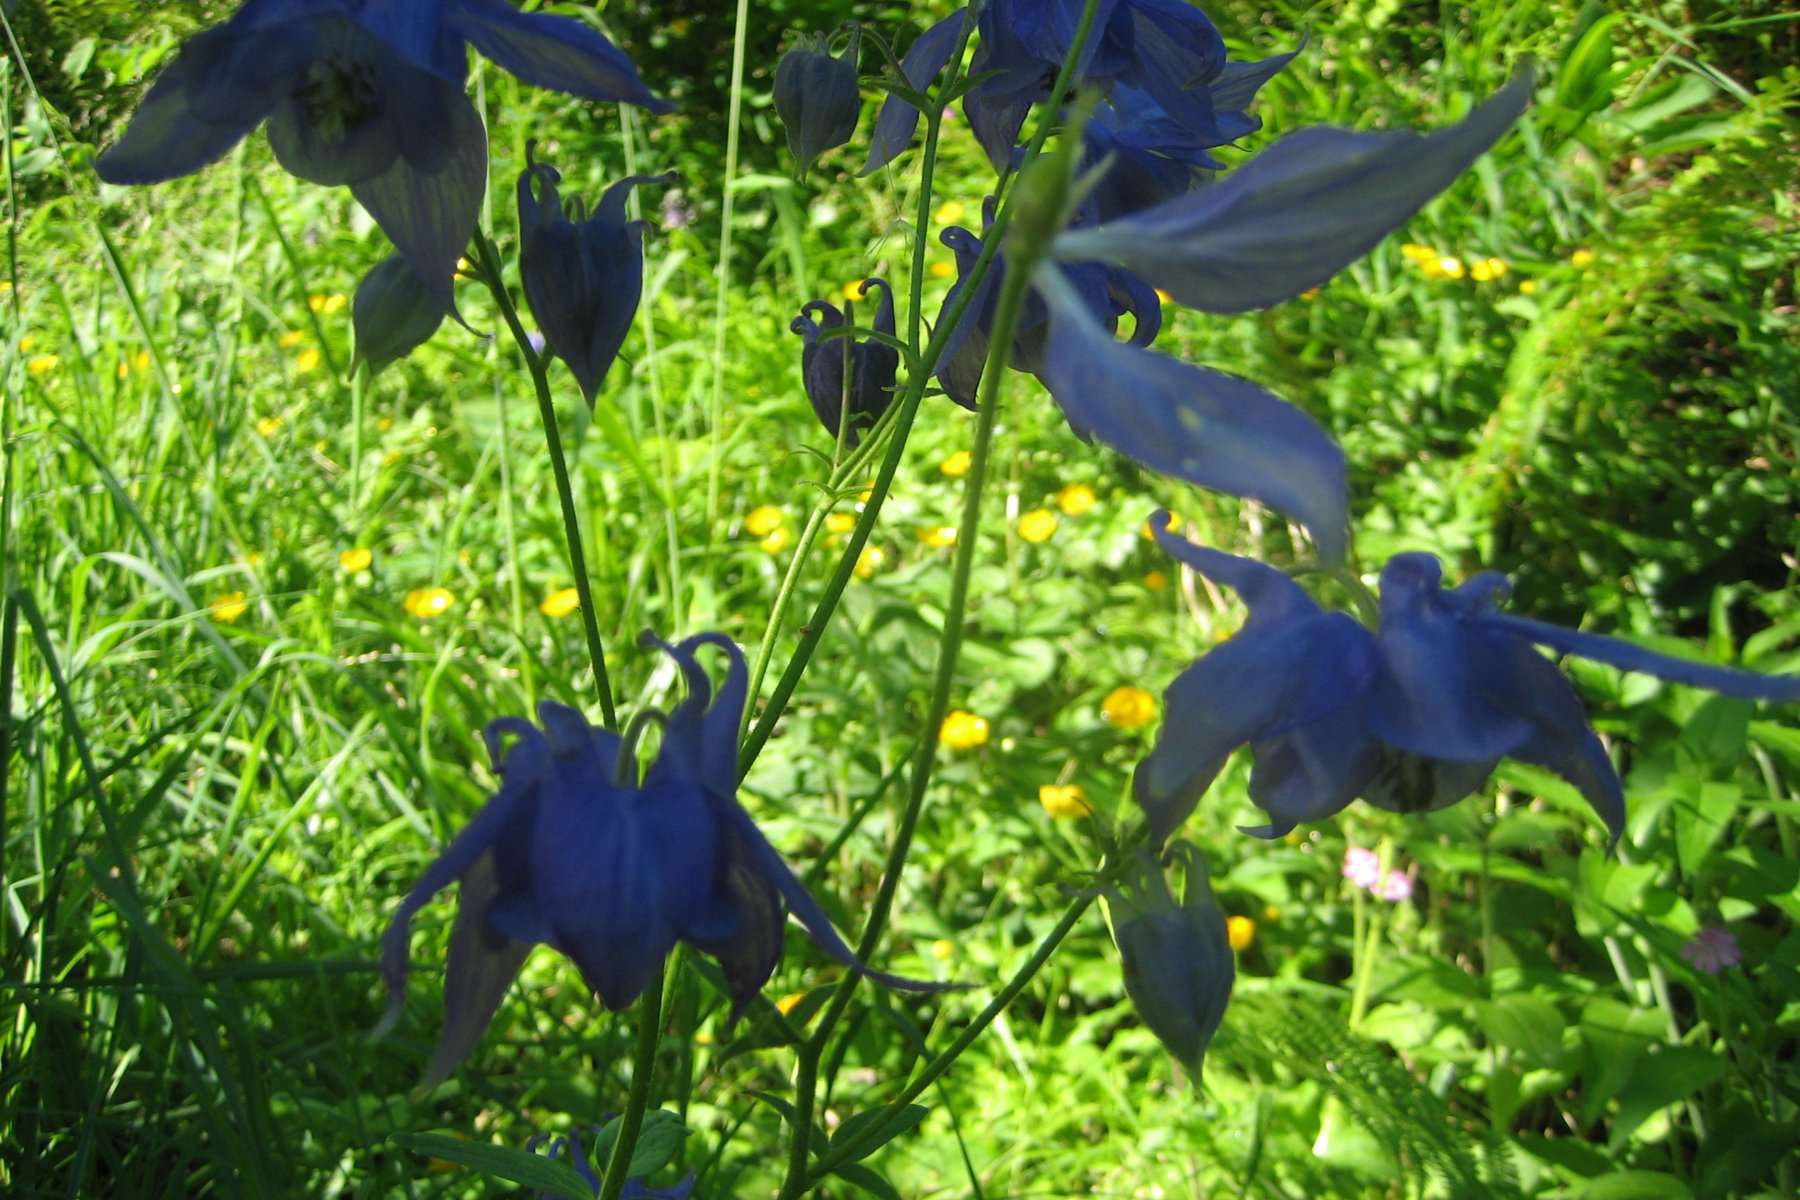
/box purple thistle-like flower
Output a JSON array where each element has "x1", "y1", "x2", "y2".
[{"x1": 1681, "y1": 926, "x2": 1741, "y2": 975}]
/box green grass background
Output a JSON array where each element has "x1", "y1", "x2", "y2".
[{"x1": 3, "y1": 0, "x2": 1799, "y2": 1196}]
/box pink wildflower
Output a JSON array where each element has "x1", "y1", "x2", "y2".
[{"x1": 1342, "y1": 847, "x2": 1380, "y2": 890}]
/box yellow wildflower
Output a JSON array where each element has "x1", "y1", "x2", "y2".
[
  {"x1": 825, "y1": 512, "x2": 856, "y2": 534},
  {"x1": 278, "y1": 329, "x2": 306, "y2": 348},
  {"x1": 1299, "y1": 286, "x2": 1322, "y2": 300},
  {"x1": 1227, "y1": 915, "x2": 1256, "y2": 952},
  {"x1": 930, "y1": 938, "x2": 955, "y2": 961},
  {"x1": 210, "y1": 591, "x2": 249, "y2": 622},
  {"x1": 919, "y1": 525, "x2": 957, "y2": 548},
  {"x1": 1055, "y1": 483, "x2": 1096, "y2": 516},
  {"x1": 540, "y1": 587, "x2": 581, "y2": 617},
  {"x1": 404, "y1": 586, "x2": 455, "y2": 619},
  {"x1": 1154, "y1": 287, "x2": 1173, "y2": 304},
  {"x1": 841, "y1": 279, "x2": 871, "y2": 302},
  {"x1": 17, "y1": 334, "x2": 35, "y2": 351},
  {"x1": 929, "y1": 261, "x2": 955, "y2": 279},
  {"x1": 853, "y1": 545, "x2": 886, "y2": 578},
  {"x1": 1143, "y1": 569, "x2": 1169, "y2": 591},
  {"x1": 759, "y1": 527, "x2": 792, "y2": 554},
  {"x1": 1469, "y1": 256, "x2": 1508, "y2": 282},
  {"x1": 1262, "y1": 904, "x2": 1281, "y2": 922},
  {"x1": 1424, "y1": 254, "x2": 1466, "y2": 280},
  {"x1": 1102, "y1": 685, "x2": 1157, "y2": 729},
  {"x1": 294, "y1": 347, "x2": 321, "y2": 373},
  {"x1": 669, "y1": 17, "x2": 691, "y2": 34},
  {"x1": 776, "y1": 992, "x2": 808, "y2": 1017},
  {"x1": 134, "y1": 350, "x2": 150, "y2": 370},
  {"x1": 1039, "y1": 783, "x2": 1091, "y2": 819},
  {"x1": 255, "y1": 416, "x2": 284, "y2": 436},
  {"x1": 339, "y1": 547, "x2": 373, "y2": 572},
  {"x1": 1518, "y1": 279, "x2": 1539, "y2": 295},
  {"x1": 375, "y1": 417, "x2": 394, "y2": 431},
  {"x1": 117, "y1": 360, "x2": 130, "y2": 380},
  {"x1": 1570, "y1": 247, "x2": 1594, "y2": 268},
  {"x1": 315, "y1": 292, "x2": 347, "y2": 314},
  {"x1": 308, "y1": 294, "x2": 327, "y2": 313},
  {"x1": 455, "y1": 256, "x2": 472, "y2": 274},
  {"x1": 940, "y1": 709, "x2": 989, "y2": 749},
  {"x1": 935, "y1": 200, "x2": 966, "y2": 225},
  {"x1": 1399, "y1": 243, "x2": 1436, "y2": 263},
  {"x1": 26, "y1": 354, "x2": 58, "y2": 375},
  {"x1": 940, "y1": 449, "x2": 972, "y2": 477},
  {"x1": 1017, "y1": 509, "x2": 1058, "y2": 543},
  {"x1": 745, "y1": 505, "x2": 785, "y2": 537}
]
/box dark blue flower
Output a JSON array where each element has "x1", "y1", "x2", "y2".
[
  {"x1": 861, "y1": 10, "x2": 972, "y2": 175},
  {"x1": 96, "y1": 0, "x2": 669, "y2": 293},
  {"x1": 1107, "y1": 844, "x2": 1233, "y2": 1080},
  {"x1": 1133, "y1": 513, "x2": 1800, "y2": 847},
  {"x1": 1054, "y1": 68, "x2": 1535, "y2": 312},
  {"x1": 517, "y1": 146, "x2": 674, "y2": 406},
  {"x1": 529, "y1": 1129, "x2": 694, "y2": 1200},
  {"x1": 350, "y1": 252, "x2": 453, "y2": 375},
  {"x1": 773, "y1": 28, "x2": 861, "y2": 177},
  {"x1": 378, "y1": 633, "x2": 949, "y2": 1083},
  {"x1": 790, "y1": 278, "x2": 898, "y2": 447}
]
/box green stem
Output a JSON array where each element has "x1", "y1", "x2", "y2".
[
  {"x1": 472, "y1": 232, "x2": 618, "y2": 729},
  {"x1": 599, "y1": 963, "x2": 666, "y2": 1200},
  {"x1": 806, "y1": 891, "x2": 1096, "y2": 1184},
  {"x1": 707, "y1": 0, "x2": 753, "y2": 527}
]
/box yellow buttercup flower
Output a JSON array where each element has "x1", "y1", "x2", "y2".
[
  {"x1": 1227, "y1": 915, "x2": 1256, "y2": 952},
  {"x1": 1039, "y1": 783, "x2": 1091, "y2": 819},
  {"x1": 210, "y1": 591, "x2": 249, "y2": 622},
  {"x1": 759, "y1": 527, "x2": 792, "y2": 554},
  {"x1": 745, "y1": 505, "x2": 785, "y2": 537},
  {"x1": 930, "y1": 938, "x2": 955, "y2": 961},
  {"x1": 853, "y1": 545, "x2": 886, "y2": 578},
  {"x1": 1262, "y1": 904, "x2": 1281, "y2": 922},
  {"x1": 1423, "y1": 254, "x2": 1465, "y2": 280},
  {"x1": 929, "y1": 260, "x2": 955, "y2": 279},
  {"x1": 404, "y1": 586, "x2": 455, "y2": 619},
  {"x1": 339, "y1": 547, "x2": 373, "y2": 572},
  {"x1": 841, "y1": 279, "x2": 871, "y2": 302},
  {"x1": 255, "y1": 415, "x2": 284, "y2": 436},
  {"x1": 116, "y1": 360, "x2": 131, "y2": 380},
  {"x1": 940, "y1": 709, "x2": 989, "y2": 749},
  {"x1": 17, "y1": 334, "x2": 35, "y2": 351},
  {"x1": 825, "y1": 512, "x2": 856, "y2": 534},
  {"x1": 27, "y1": 354, "x2": 58, "y2": 375},
  {"x1": 1143, "y1": 569, "x2": 1169, "y2": 591},
  {"x1": 940, "y1": 450, "x2": 972, "y2": 477},
  {"x1": 1518, "y1": 279, "x2": 1539, "y2": 295},
  {"x1": 1017, "y1": 509, "x2": 1058, "y2": 543},
  {"x1": 375, "y1": 417, "x2": 394, "y2": 431},
  {"x1": 540, "y1": 587, "x2": 581, "y2": 617},
  {"x1": 935, "y1": 200, "x2": 966, "y2": 225},
  {"x1": 1055, "y1": 483, "x2": 1096, "y2": 516},
  {"x1": 1154, "y1": 287, "x2": 1173, "y2": 304},
  {"x1": 278, "y1": 329, "x2": 306, "y2": 348},
  {"x1": 776, "y1": 992, "x2": 807, "y2": 1017},
  {"x1": 919, "y1": 525, "x2": 957, "y2": 548},
  {"x1": 309, "y1": 292, "x2": 347, "y2": 314},
  {"x1": 1399, "y1": 243, "x2": 1436, "y2": 263},
  {"x1": 294, "y1": 348, "x2": 321, "y2": 373},
  {"x1": 1570, "y1": 247, "x2": 1594, "y2": 268},
  {"x1": 1469, "y1": 256, "x2": 1508, "y2": 282},
  {"x1": 134, "y1": 350, "x2": 150, "y2": 370},
  {"x1": 1102, "y1": 685, "x2": 1157, "y2": 729}
]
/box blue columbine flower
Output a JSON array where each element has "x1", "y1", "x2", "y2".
[
  {"x1": 773, "y1": 28, "x2": 862, "y2": 177},
  {"x1": 1133, "y1": 513, "x2": 1800, "y2": 847},
  {"x1": 1053, "y1": 68, "x2": 1535, "y2": 312},
  {"x1": 860, "y1": 10, "x2": 972, "y2": 175},
  {"x1": 378, "y1": 632, "x2": 948, "y2": 1084},
  {"x1": 350, "y1": 253, "x2": 453, "y2": 375},
  {"x1": 791, "y1": 278, "x2": 899, "y2": 447},
  {"x1": 96, "y1": 0, "x2": 670, "y2": 294},
  {"x1": 517, "y1": 145, "x2": 675, "y2": 406},
  {"x1": 528, "y1": 1130, "x2": 693, "y2": 1200}
]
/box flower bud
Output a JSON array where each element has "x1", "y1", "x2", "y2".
[
  {"x1": 774, "y1": 29, "x2": 861, "y2": 177},
  {"x1": 1107, "y1": 843, "x2": 1234, "y2": 1081},
  {"x1": 351, "y1": 253, "x2": 452, "y2": 376}
]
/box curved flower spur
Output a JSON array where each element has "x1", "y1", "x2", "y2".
[
  {"x1": 377, "y1": 633, "x2": 953, "y2": 1084},
  {"x1": 1133, "y1": 512, "x2": 1800, "y2": 848}
]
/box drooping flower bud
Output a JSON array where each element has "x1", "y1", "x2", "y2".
[
  {"x1": 773, "y1": 28, "x2": 861, "y2": 177},
  {"x1": 1107, "y1": 843, "x2": 1234, "y2": 1082},
  {"x1": 351, "y1": 253, "x2": 454, "y2": 376},
  {"x1": 789, "y1": 278, "x2": 897, "y2": 448}
]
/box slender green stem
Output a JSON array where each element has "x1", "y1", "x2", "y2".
[
  {"x1": 806, "y1": 891, "x2": 1096, "y2": 1183},
  {"x1": 707, "y1": 0, "x2": 753, "y2": 527},
  {"x1": 472, "y1": 232, "x2": 618, "y2": 729},
  {"x1": 599, "y1": 963, "x2": 666, "y2": 1200}
]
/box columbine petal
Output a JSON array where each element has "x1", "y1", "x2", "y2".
[
  {"x1": 1051, "y1": 67, "x2": 1534, "y2": 312},
  {"x1": 425, "y1": 850, "x2": 531, "y2": 1086},
  {"x1": 350, "y1": 76, "x2": 487, "y2": 293},
  {"x1": 861, "y1": 9, "x2": 970, "y2": 174},
  {"x1": 1482, "y1": 613, "x2": 1800, "y2": 702},
  {"x1": 352, "y1": 252, "x2": 454, "y2": 374},
  {"x1": 1034, "y1": 265, "x2": 1349, "y2": 562},
  {"x1": 446, "y1": 0, "x2": 671, "y2": 111},
  {"x1": 1244, "y1": 704, "x2": 1381, "y2": 837}
]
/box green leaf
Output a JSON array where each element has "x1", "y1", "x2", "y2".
[
  {"x1": 392, "y1": 1132, "x2": 592, "y2": 1199},
  {"x1": 1572, "y1": 1170, "x2": 1691, "y2": 1199},
  {"x1": 1477, "y1": 995, "x2": 1566, "y2": 1067},
  {"x1": 828, "y1": 1162, "x2": 904, "y2": 1200},
  {"x1": 830, "y1": 1104, "x2": 930, "y2": 1164},
  {"x1": 1673, "y1": 781, "x2": 1738, "y2": 876}
]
